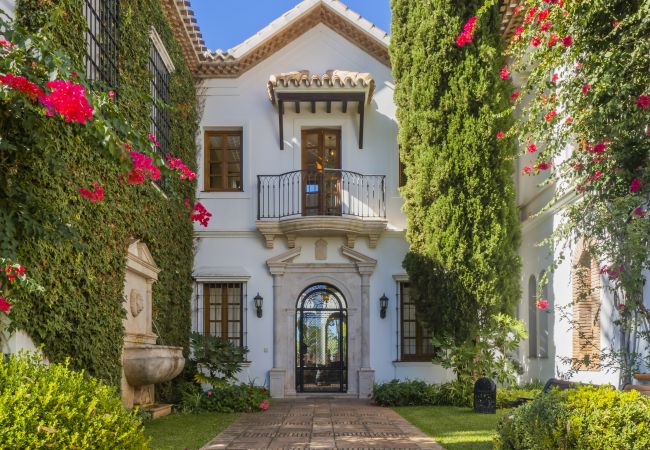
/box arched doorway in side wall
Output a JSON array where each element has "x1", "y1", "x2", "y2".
[{"x1": 295, "y1": 283, "x2": 348, "y2": 393}]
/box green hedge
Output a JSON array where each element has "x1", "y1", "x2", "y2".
[
  {"x1": 179, "y1": 382, "x2": 271, "y2": 413},
  {"x1": 373, "y1": 379, "x2": 543, "y2": 408},
  {"x1": 0, "y1": 353, "x2": 148, "y2": 449},
  {"x1": 8, "y1": 0, "x2": 198, "y2": 387},
  {"x1": 495, "y1": 386, "x2": 650, "y2": 450}
]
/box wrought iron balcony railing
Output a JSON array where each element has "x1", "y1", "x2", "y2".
[{"x1": 257, "y1": 169, "x2": 386, "y2": 220}]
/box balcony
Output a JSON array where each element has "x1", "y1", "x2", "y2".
[{"x1": 256, "y1": 169, "x2": 387, "y2": 249}]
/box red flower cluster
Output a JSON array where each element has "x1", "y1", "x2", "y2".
[
  {"x1": 536, "y1": 161, "x2": 552, "y2": 171},
  {"x1": 525, "y1": 8, "x2": 537, "y2": 24},
  {"x1": 561, "y1": 35, "x2": 572, "y2": 47},
  {"x1": 500, "y1": 66, "x2": 510, "y2": 79},
  {"x1": 38, "y1": 80, "x2": 94, "y2": 124},
  {"x1": 630, "y1": 178, "x2": 642, "y2": 193},
  {"x1": 589, "y1": 143, "x2": 606, "y2": 153},
  {"x1": 78, "y1": 182, "x2": 105, "y2": 202},
  {"x1": 510, "y1": 91, "x2": 520, "y2": 102},
  {"x1": 601, "y1": 265, "x2": 624, "y2": 279},
  {"x1": 4, "y1": 264, "x2": 26, "y2": 282},
  {"x1": 260, "y1": 400, "x2": 270, "y2": 411},
  {"x1": 633, "y1": 207, "x2": 645, "y2": 218},
  {"x1": 545, "y1": 109, "x2": 557, "y2": 122},
  {"x1": 0, "y1": 39, "x2": 14, "y2": 48},
  {"x1": 148, "y1": 133, "x2": 161, "y2": 147},
  {"x1": 540, "y1": 21, "x2": 553, "y2": 32},
  {"x1": 531, "y1": 36, "x2": 542, "y2": 47},
  {"x1": 547, "y1": 34, "x2": 558, "y2": 47},
  {"x1": 167, "y1": 155, "x2": 196, "y2": 181},
  {"x1": 496, "y1": 131, "x2": 504, "y2": 139},
  {"x1": 456, "y1": 16, "x2": 478, "y2": 47},
  {"x1": 0, "y1": 73, "x2": 43, "y2": 101},
  {"x1": 191, "y1": 202, "x2": 212, "y2": 227},
  {"x1": 527, "y1": 143, "x2": 537, "y2": 153},
  {"x1": 522, "y1": 165, "x2": 533, "y2": 175},
  {"x1": 128, "y1": 152, "x2": 161, "y2": 185},
  {"x1": 637, "y1": 95, "x2": 650, "y2": 109},
  {"x1": 0, "y1": 296, "x2": 11, "y2": 313},
  {"x1": 581, "y1": 84, "x2": 592, "y2": 94},
  {"x1": 536, "y1": 298, "x2": 549, "y2": 310},
  {"x1": 551, "y1": 73, "x2": 559, "y2": 83}
]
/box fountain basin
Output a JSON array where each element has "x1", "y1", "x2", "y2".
[{"x1": 123, "y1": 345, "x2": 185, "y2": 387}]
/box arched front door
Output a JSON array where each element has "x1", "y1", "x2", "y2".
[{"x1": 296, "y1": 284, "x2": 347, "y2": 393}]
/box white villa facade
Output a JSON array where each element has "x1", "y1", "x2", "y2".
[{"x1": 4, "y1": 0, "x2": 646, "y2": 397}]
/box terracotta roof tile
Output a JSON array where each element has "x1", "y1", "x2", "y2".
[{"x1": 267, "y1": 70, "x2": 375, "y2": 104}]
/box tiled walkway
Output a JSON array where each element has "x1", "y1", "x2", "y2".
[{"x1": 201, "y1": 398, "x2": 443, "y2": 450}]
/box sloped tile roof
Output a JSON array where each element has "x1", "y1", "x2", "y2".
[{"x1": 267, "y1": 70, "x2": 376, "y2": 104}]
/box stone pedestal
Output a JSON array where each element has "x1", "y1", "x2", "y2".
[
  {"x1": 358, "y1": 368, "x2": 375, "y2": 399},
  {"x1": 270, "y1": 368, "x2": 286, "y2": 398}
]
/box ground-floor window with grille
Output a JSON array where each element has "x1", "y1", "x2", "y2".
[
  {"x1": 399, "y1": 282, "x2": 435, "y2": 361},
  {"x1": 202, "y1": 282, "x2": 245, "y2": 347}
]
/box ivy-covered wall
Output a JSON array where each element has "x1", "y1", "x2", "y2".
[{"x1": 11, "y1": 0, "x2": 198, "y2": 385}]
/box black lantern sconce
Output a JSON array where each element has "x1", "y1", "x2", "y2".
[
  {"x1": 379, "y1": 293, "x2": 389, "y2": 319},
  {"x1": 254, "y1": 293, "x2": 263, "y2": 318}
]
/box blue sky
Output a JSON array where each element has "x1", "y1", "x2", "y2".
[{"x1": 190, "y1": 0, "x2": 391, "y2": 51}]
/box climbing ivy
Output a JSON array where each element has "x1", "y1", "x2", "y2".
[{"x1": 3, "y1": 0, "x2": 199, "y2": 386}]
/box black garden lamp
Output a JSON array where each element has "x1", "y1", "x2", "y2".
[
  {"x1": 379, "y1": 293, "x2": 389, "y2": 319},
  {"x1": 254, "y1": 293, "x2": 263, "y2": 318}
]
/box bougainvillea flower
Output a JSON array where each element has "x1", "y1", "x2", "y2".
[
  {"x1": 456, "y1": 16, "x2": 477, "y2": 47},
  {"x1": 636, "y1": 95, "x2": 650, "y2": 109},
  {"x1": 630, "y1": 178, "x2": 642, "y2": 193},
  {"x1": 536, "y1": 299, "x2": 549, "y2": 310},
  {"x1": 527, "y1": 143, "x2": 537, "y2": 153},
  {"x1": 522, "y1": 165, "x2": 533, "y2": 175},
  {"x1": 591, "y1": 143, "x2": 606, "y2": 153},
  {"x1": 38, "y1": 80, "x2": 93, "y2": 124},
  {"x1": 565, "y1": 117, "x2": 573, "y2": 124},
  {"x1": 500, "y1": 66, "x2": 510, "y2": 79},
  {"x1": 535, "y1": 161, "x2": 552, "y2": 170},
  {"x1": 0, "y1": 296, "x2": 11, "y2": 313},
  {"x1": 633, "y1": 207, "x2": 645, "y2": 217},
  {"x1": 531, "y1": 36, "x2": 542, "y2": 47},
  {"x1": 260, "y1": 400, "x2": 270, "y2": 411},
  {"x1": 581, "y1": 84, "x2": 592, "y2": 94},
  {"x1": 547, "y1": 34, "x2": 558, "y2": 46},
  {"x1": 496, "y1": 131, "x2": 504, "y2": 139},
  {"x1": 514, "y1": 6, "x2": 521, "y2": 14},
  {"x1": 0, "y1": 39, "x2": 13, "y2": 48},
  {"x1": 78, "y1": 182, "x2": 105, "y2": 202},
  {"x1": 191, "y1": 202, "x2": 212, "y2": 227},
  {"x1": 562, "y1": 35, "x2": 572, "y2": 47},
  {"x1": 510, "y1": 91, "x2": 520, "y2": 102},
  {"x1": 525, "y1": 8, "x2": 537, "y2": 24},
  {"x1": 545, "y1": 109, "x2": 557, "y2": 122},
  {"x1": 167, "y1": 155, "x2": 197, "y2": 181},
  {"x1": 537, "y1": 9, "x2": 550, "y2": 22},
  {"x1": 0, "y1": 73, "x2": 44, "y2": 101},
  {"x1": 551, "y1": 73, "x2": 559, "y2": 83},
  {"x1": 127, "y1": 151, "x2": 161, "y2": 184},
  {"x1": 540, "y1": 21, "x2": 553, "y2": 32},
  {"x1": 514, "y1": 26, "x2": 524, "y2": 36}
]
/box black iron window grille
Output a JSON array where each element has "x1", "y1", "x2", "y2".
[
  {"x1": 193, "y1": 283, "x2": 247, "y2": 349},
  {"x1": 84, "y1": 0, "x2": 119, "y2": 91},
  {"x1": 149, "y1": 38, "x2": 172, "y2": 190}
]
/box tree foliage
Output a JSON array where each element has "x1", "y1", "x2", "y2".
[{"x1": 390, "y1": 0, "x2": 521, "y2": 343}]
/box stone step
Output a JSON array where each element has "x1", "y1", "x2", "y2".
[{"x1": 141, "y1": 403, "x2": 173, "y2": 419}]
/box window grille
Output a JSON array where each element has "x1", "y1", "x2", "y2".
[
  {"x1": 149, "y1": 42, "x2": 171, "y2": 157},
  {"x1": 84, "y1": 0, "x2": 119, "y2": 91}
]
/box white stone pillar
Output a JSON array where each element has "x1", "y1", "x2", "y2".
[
  {"x1": 359, "y1": 271, "x2": 371, "y2": 368},
  {"x1": 269, "y1": 270, "x2": 286, "y2": 398}
]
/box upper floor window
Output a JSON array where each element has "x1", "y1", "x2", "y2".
[
  {"x1": 84, "y1": 0, "x2": 119, "y2": 91},
  {"x1": 149, "y1": 29, "x2": 172, "y2": 157},
  {"x1": 204, "y1": 130, "x2": 243, "y2": 192},
  {"x1": 399, "y1": 282, "x2": 434, "y2": 361},
  {"x1": 572, "y1": 243, "x2": 601, "y2": 370}
]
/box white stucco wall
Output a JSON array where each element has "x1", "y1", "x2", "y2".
[{"x1": 0, "y1": 0, "x2": 15, "y2": 17}]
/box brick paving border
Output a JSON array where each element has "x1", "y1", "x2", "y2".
[{"x1": 201, "y1": 398, "x2": 443, "y2": 450}]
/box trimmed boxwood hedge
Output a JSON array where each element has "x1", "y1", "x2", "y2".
[
  {"x1": 7, "y1": 0, "x2": 198, "y2": 387},
  {"x1": 495, "y1": 385, "x2": 650, "y2": 450}
]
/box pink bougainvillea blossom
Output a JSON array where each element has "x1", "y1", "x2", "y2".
[
  {"x1": 537, "y1": 9, "x2": 550, "y2": 22},
  {"x1": 591, "y1": 143, "x2": 606, "y2": 153},
  {"x1": 581, "y1": 84, "x2": 592, "y2": 94},
  {"x1": 531, "y1": 36, "x2": 542, "y2": 47},
  {"x1": 540, "y1": 21, "x2": 553, "y2": 32},
  {"x1": 500, "y1": 66, "x2": 510, "y2": 79},
  {"x1": 551, "y1": 73, "x2": 559, "y2": 83},
  {"x1": 4, "y1": 264, "x2": 26, "y2": 282},
  {"x1": 545, "y1": 109, "x2": 557, "y2": 122},
  {"x1": 147, "y1": 133, "x2": 161, "y2": 147},
  {"x1": 78, "y1": 182, "x2": 105, "y2": 202},
  {"x1": 527, "y1": 143, "x2": 537, "y2": 153},
  {"x1": 636, "y1": 95, "x2": 650, "y2": 109},
  {"x1": 565, "y1": 117, "x2": 573, "y2": 124},
  {"x1": 0, "y1": 73, "x2": 43, "y2": 101},
  {"x1": 510, "y1": 91, "x2": 520, "y2": 102},
  {"x1": 535, "y1": 161, "x2": 552, "y2": 171},
  {"x1": 525, "y1": 8, "x2": 537, "y2": 24},
  {"x1": 633, "y1": 207, "x2": 645, "y2": 217},
  {"x1": 536, "y1": 299, "x2": 549, "y2": 310},
  {"x1": 38, "y1": 80, "x2": 93, "y2": 124},
  {"x1": 522, "y1": 165, "x2": 533, "y2": 176},
  {"x1": 496, "y1": 131, "x2": 504, "y2": 139},
  {"x1": 260, "y1": 400, "x2": 270, "y2": 411},
  {"x1": 630, "y1": 178, "x2": 642, "y2": 193},
  {"x1": 586, "y1": 171, "x2": 602, "y2": 183},
  {"x1": 562, "y1": 35, "x2": 572, "y2": 47},
  {"x1": 127, "y1": 152, "x2": 161, "y2": 184},
  {"x1": 0, "y1": 296, "x2": 11, "y2": 313},
  {"x1": 456, "y1": 16, "x2": 477, "y2": 47},
  {"x1": 167, "y1": 154, "x2": 196, "y2": 181},
  {"x1": 0, "y1": 39, "x2": 14, "y2": 48},
  {"x1": 547, "y1": 34, "x2": 558, "y2": 46},
  {"x1": 191, "y1": 202, "x2": 212, "y2": 227}
]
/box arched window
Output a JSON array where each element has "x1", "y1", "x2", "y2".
[
  {"x1": 572, "y1": 242, "x2": 601, "y2": 369},
  {"x1": 538, "y1": 272, "x2": 549, "y2": 358},
  {"x1": 528, "y1": 275, "x2": 538, "y2": 358}
]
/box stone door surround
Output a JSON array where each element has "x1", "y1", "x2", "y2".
[{"x1": 267, "y1": 246, "x2": 376, "y2": 398}]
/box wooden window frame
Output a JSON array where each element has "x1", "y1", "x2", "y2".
[
  {"x1": 202, "y1": 282, "x2": 244, "y2": 346},
  {"x1": 572, "y1": 245, "x2": 601, "y2": 370},
  {"x1": 399, "y1": 282, "x2": 434, "y2": 362},
  {"x1": 204, "y1": 129, "x2": 244, "y2": 192}
]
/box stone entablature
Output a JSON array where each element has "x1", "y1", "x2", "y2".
[{"x1": 256, "y1": 216, "x2": 387, "y2": 249}]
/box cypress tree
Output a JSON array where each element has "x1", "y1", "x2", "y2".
[{"x1": 390, "y1": 0, "x2": 520, "y2": 343}]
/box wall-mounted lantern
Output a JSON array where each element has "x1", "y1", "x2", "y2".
[
  {"x1": 379, "y1": 293, "x2": 389, "y2": 319},
  {"x1": 254, "y1": 293, "x2": 263, "y2": 318}
]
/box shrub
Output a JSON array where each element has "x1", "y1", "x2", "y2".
[
  {"x1": 188, "y1": 332, "x2": 248, "y2": 386},
  {"x1": 495, "y1": 386, "x2": 650, "y2": 450},
  {"x1": 373, "y1": 380, "x2": 439, "y2": 406},
  {"x1": 179, "y1": 381, "x2": 271, "y2": 413},
  {"x1": 0, "y1": 353, "x2": 148, "y2": 449}
]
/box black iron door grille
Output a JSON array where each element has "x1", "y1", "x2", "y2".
[{"x1": 296, "y1": 284, "x2": 347, "y2": 393}]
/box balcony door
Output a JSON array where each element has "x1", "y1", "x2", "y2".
[{"x1": 301, "y1": 129, "x2": 341, "y2": 216}]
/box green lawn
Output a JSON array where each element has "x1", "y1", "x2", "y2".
[
  {"x1": 144, "y1": 412, "x2": 240, "y2": 450},
  {"x1": 394, "y1": 406, "x2": 508, "y2": 450}
]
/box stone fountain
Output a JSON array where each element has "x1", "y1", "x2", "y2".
[{"x1": 121, "y1": 240, "x2": 184, "y2": 418}]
